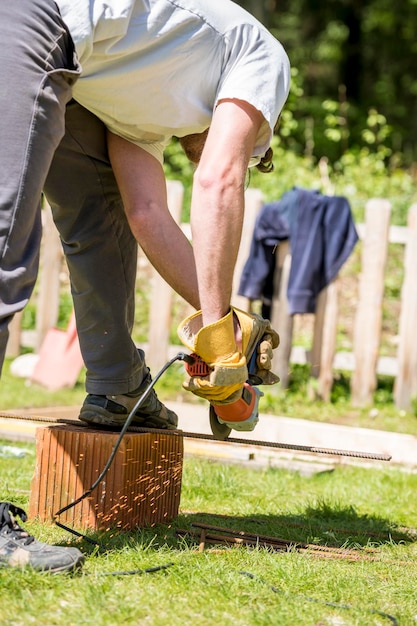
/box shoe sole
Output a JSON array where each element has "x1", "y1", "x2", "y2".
[
  {"x1": 39, "y1": 554, "x2": 85, "y2": 574},
  {"x1": 79, "y1": 405, "x2": 178, "y2": 430},
  {"x1": 0, "y1": 553, "x2": 85, "y2": 574}
]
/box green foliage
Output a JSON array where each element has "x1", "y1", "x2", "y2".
[
  {"x1": 236, "y1": 0, "x2": 417, "y2": 163},
  {"x1": 163, "y1": 138, "x2": 195, "y2": 222},
  {"x1": 293, "y1": 1, "x2": 416, "y2": 161},
  {"x1": 162, "y1": 55, "x2": 416, "y2": 227},
  {"x1": 21, "y1": 284, "x2": 73, "y2": 332},
  {"x1": 57, "y1": 292, "x2": 73, "y2": 329},
  {"x1": 21, "y1": 305, "x2": 36, "y2": 332}
]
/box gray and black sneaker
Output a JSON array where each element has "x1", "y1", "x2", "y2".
[
  {"x1": 0, "y1": 502, "x2": 84, "y2": 573},
  {"x1": 79, "y1": 371, "x2": 178, "y2": 430}
]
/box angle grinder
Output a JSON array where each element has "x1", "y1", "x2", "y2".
[{"x1": 184, "y1": 348, "x2": 264, "y2": 440}]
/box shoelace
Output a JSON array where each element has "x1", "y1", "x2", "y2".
[{"x1": 0, "y1": 502, "x2": 34, "y2": 545}]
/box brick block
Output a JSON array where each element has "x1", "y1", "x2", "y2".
[{"x1": 29, "y1": 423, "x2": 183, "y2": 530}]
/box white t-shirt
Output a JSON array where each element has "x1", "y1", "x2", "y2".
[{"x1": 57, "y1": 0, "x2": 290, "y2": 163}]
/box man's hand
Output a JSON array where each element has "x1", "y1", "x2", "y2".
[
  {"x1": 178, "y1": 307, "x2": 280, "y2": 404},
  {"x1": 178, "y1": 309, "x2": 247, "y2": 403},
  {"x1": 233, "y1": 308, "x2": 280, "y2": 386}
]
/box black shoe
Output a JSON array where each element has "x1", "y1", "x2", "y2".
[
  {"x1": 0, "y1": 502, "x2": 84, "y2": 573},
  {"x1": 79, "y1": 371, "x2": 178, "y2": 430}
]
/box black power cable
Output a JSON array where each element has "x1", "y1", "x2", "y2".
[{"x1": 239, "y1": 571, "x2": 398, "y2": 625}]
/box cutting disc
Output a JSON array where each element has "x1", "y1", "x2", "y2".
[{"x1": 209, "y1": 405, "x2": 232, "y2": 441}]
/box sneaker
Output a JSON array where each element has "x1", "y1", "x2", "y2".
[
  {"x1": 0, "y1": 502, "x2": 84, "y2": 573},
  {"x1": 79, "y1": 370, "x2": 178, "y2": 430}
]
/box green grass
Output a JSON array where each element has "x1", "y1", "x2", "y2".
[
  {"x1": 1, "y1": 437, "x2": 417, "y2": 625},
  {"x1": 3, "y1": 355, "x2": 417, "y2": 437}
]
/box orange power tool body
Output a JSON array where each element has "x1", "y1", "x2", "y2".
[{"x1": 184, "y1": 348, "x2": 264, "y2": 440}]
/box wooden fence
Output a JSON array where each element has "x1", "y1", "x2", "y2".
[
  {"x1": 6, "y1": 182, "x2": 417, "y2": 411},
  {"x1": 269, "y1": 199, "x2": 417, "y2": 410}
]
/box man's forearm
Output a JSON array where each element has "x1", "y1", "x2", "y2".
[
  {"x1": 190, "y1": 175, "x2": 245, "y2": 326},
  {"x1": 108, "y1": 132, "x2": 200, "y2": 310},
  {"x1": 137, "y1": 211, "x2": 200, "y2": 310},
  {"x1": 189, "y1": 99, "x2": 264, "y2": 327}
]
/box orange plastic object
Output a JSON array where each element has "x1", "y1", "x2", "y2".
[{"x1": 213, "y1": 383, "x2": 256, "y2": 423}]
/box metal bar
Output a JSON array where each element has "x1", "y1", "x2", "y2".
[
  {"x1": 0, "y1": 412, "x2": 392, "y2": 461},
  {"x1": 0, "y1": 411, "x2": 59, "y2": 423},
  {"x1": 175, "y1": 527, "x2": 370, "y2": 561},
  {"x1": 190, "y1": 522, "x2": 377, "y2": 555},
  {"x1": 110, "y1": 425, "x2": 392, "y2": 462}
]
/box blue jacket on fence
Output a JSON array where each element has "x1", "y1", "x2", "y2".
[{"x1": 238, "y1": 187, "x2": 359, "y2": 316}]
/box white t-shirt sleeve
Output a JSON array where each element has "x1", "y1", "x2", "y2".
[
  {"x1": 134, "y1": 141, "x2": 165, "y2": 164},
  {"x1": 216, "y1": 23, "x2": 290, "y2": 158}
]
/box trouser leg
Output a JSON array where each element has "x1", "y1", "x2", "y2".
[
  {"x1": 44, "y1": 101, "x2": 144, "y2": 395},
  {"x1": 0, "y1": 0, "x2": 79, "y2": 375}
]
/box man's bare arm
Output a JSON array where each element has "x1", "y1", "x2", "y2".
[
  {"x1": 107, "y1": 132, "x2": 200, "y2": 310},
  {"x1": 190, "y1": 99, "x2": 265, "y2": 326}
]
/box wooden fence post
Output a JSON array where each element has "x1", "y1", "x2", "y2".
[
  {"x1": 270, "y1": 241, "x2": 293, "y2": 389},
  {"x1": 350, "y1": 199, "x2": 391, "y2": 406},
  {"x1": 309, "y1": 278, "x2": 340, "y2": 401},
  {"x1": 308, "y1": 163, "x2": 339, "y2": 401},
  {"x1": 5, "y1": 199, "x2": 63, "y2": 358},
  {"x1": 231, "y1": 188, "x2": 264, "y2": 310},
  {"x1": 35, "y1": 198, "x2": 63, "y2": 351},
  {"x1": 5, "y1": 311, "x2": 24, "y2": 358},
  {"x1": 394, "y1": 203, "x2": 417, "y2": 410},
  {"x1": 147, "y1": 180, "x2": 184, "y2": 373}
]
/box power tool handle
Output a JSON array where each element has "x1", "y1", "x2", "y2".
[
  {"x1": 185, "y1": 345, "x2": 260, "y2": 380},
  {"x1": 184, "y1": 353, "x2": 211, "y2": 377}
]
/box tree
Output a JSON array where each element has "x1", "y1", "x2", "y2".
[
  {"x1": 234, "y1": 0, "x2": 272, "y2": 26},
  {"x1": 235, "y1": 0, "x2": 417, "y2": 163}
]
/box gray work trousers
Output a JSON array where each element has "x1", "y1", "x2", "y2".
[{"x1": 0, "y1": 0, "x2": 145, "y2": 394}]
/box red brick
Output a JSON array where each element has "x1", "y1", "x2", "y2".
[{"x1": 29, "y1": 424, "x2": 183, "y2": 530}]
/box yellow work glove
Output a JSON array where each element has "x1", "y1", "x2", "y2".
[
  {"x1": 232, "y1": 308, "x2": 280, "y2": 386},
  {"x1": 177, "y1": 308, "x2": 280, "y2": 404},
  {"x1": 177, "y1": 309, "x2": 247, "y2": 403}
]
